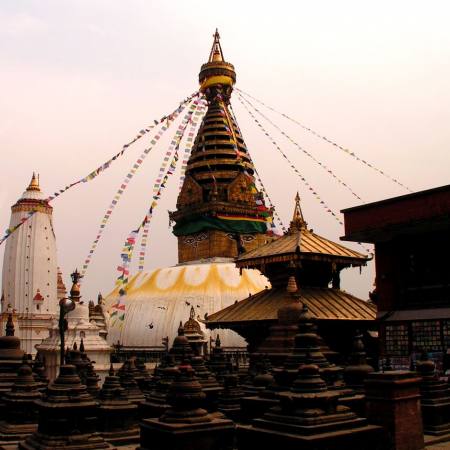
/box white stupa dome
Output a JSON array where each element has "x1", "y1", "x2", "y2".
[{"x1": 104, "y1": 261, "x2": 268, "y2": 348}]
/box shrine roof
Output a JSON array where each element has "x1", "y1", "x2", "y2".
[
  {"x1": 205, "y1": 286, "x2": 376, "y2": 325},
  {"x1": 236, "y1": 226, "x2": 367, "y2": 267}
]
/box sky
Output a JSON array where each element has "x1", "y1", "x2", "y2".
[{"x1": 1, "y1": 0, "x2": 449, "y2": 302}]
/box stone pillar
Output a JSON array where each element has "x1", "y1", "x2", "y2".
[
  {"x1": 365, "y1": 371, "x2": 424, "y2": 450},
  {"x1": 416, "y1": 352, "x2": 450, "y2": 435}
]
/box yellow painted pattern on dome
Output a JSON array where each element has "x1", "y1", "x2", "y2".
[
  {"x1": 103, "y1": 263, "x2": 268, "y2": 348},
  {"x1": 105, "y1": 264, "x2": 264, "y2": 307}
]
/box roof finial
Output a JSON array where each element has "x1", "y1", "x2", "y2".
[
  {"x1": 5, "y1": 313, "x2": 15, "y2": 336},
  {"x1": 27, "y1": 172, "x2": 40, "y2": 192},
  {"x1": 209, "y1": 28, "x2": 224, "y2": 62},
  {"x1": 289, "y1": 192, "x2": 307, "y2": 232}
]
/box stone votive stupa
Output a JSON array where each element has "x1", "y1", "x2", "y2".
[
  {"x1": 118, "y1": 358, "x2": 145, "y2": 406},
  {"x1": 97, "y1": 364, "x2": 139, "y2": 446},
  {"x1": 0, "y1": 356, "x2": 42, "y2": 447},
  {"x1": 32, "y1": 353, "x2": 49, "y2": 392},
  {"x1": 217, "y1": 373, "x2": 245, "y2": 422},
  {"x1": 207, "y1": 335, "x2": 232, "y2": 383},
  {"x1": 0, "y1": 313, "x2": 26, "y2": 419},
  {"x1": 139, "y1": 354, "x2": 178, "y2": 419},
  {"x1": 169, "y1": 322, "x2": 194, "y2": 364},
  {"x1": 139, "y1": 362, "x2": 234, "y2": 450},
  {"x1": 416, "y1": 351, "x2": 450, "y2": 435},
  {"x1": 190, "y1": 355, "x2": 222, "y2": 411},
  {"x1": 237, "y1": 360, "x2": 384, "y2": 450},
  {"x1": 19, "y1": 364, "x2": 109, "y2": 449},
  {"x1": 254, "y1": 276, "x2": 303, "y2": 367}
]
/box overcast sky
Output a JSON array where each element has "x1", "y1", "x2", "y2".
[{"x1": 1, "y1": 0, "x2": 449, "y2": 301}]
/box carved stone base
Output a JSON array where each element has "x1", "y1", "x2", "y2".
[{"x1": 139, "y1": 417, "x2": 234, "y2": 450}]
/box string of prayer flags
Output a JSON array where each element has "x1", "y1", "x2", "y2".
[
  {"x1": 137, "y1": 98, "x2": 204, "y2": 271},
  {"x1": 236, "y1": 87, "x2": 412, "y2": 193},
  {"x1": 0, "y1": 91, "x2": 200, "y2": 248},
  {"x1": 81, "y1": 98, "x2": 195, "y2": 280},
  {"x1": 228, "y1": 104, "x2": 286, "y2": 233},
  {"x1": 110, "y1": 287, "x2": 127, "y2": 328},
  {"x1": 237, "y1": 94, "x2": 344, "y2": 227},
  {"x1": 178, "y1": 99, "x2": 208, "y2": 191},
  {"x1": 236, "y1": 92, "x2": 364, "y2": 202},
  {"x1": 113, "y1": 98, "x2": 201, "y2": 319}
]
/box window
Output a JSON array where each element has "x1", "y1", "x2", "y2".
[
  {"x1": 411, "y1": 320, "x2": 442, "y2": 352},
  {"x1": 385, "y1": 324, "x2": 409, "y2": 356}
]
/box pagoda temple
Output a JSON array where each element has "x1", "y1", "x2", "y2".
[
  {"x1": 1, "y1": 174, "x2": 59, "y2": 355},
  {"x1": 206, "y1": 194, "x2": 376, "y2": 358},
  {"x1": 104, "y1": 30, "x2": 272, "y2": 350}
]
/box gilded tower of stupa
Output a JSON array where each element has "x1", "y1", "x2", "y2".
[{"x1": 171, "y1": 30, "x2": 273, "y2": 263}]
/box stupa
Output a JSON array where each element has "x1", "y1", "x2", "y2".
[
  {"x1": 0, "y1": 357, "x2": 42, "y2": 446},
  {"x1": 19, "y1": 364, "x2": 110, "y2": 449},
  {"x1": 97, "y1": 365, "x2": 139, "y2": 445},
  {"x1": 237, "y1": 360, "x2": 384, "y2": 450},
  {"x1": 88, "y1": 294, "x2": 108, "y2": 340},
  {"x1": 1, "y1": 174, "x2": 59, "y2": 354},
  {"x1": 139, "y1": 363, "x2": 234, "y2": 450},
  {"x1": 36, "y1": 270, "x2": 111, "y2": 381},
  {"x1": 416, "y1": 352, "x2": 450, "y2": 435},
  {"x1": 0, "y1": 313, "x2": 26, "y2": 417},
  {"x1": 104, "y1": 29, "x2": 273, "y2": 351}
]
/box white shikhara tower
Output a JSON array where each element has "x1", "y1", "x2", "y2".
[{"x1": 1, "y1": 174, "x2": 58, "y2": 354}]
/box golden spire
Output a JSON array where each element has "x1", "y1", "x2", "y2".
[
  {"x1": 26, "y1": 172, "x2": 40, "y2": 192},
  {"x1": 289, "y1": 192, "x2": 307, "y2": 232},
  {"x1": 199, "y1": 29, "x2": 236, "y2": 96},
  {"x1": 208, "y1": 28, "x2": 224, "y2": 62}
]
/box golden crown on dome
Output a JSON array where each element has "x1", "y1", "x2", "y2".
[
  {"x1": 26, "y1": 172, "x2": 40, "y2": 192},
  {"x1": 199, "y1": 29, "x2": 236, "y2": 97}
]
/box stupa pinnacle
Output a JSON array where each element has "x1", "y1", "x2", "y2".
[{"x1": 171, "y1": 30, "x2": 273, "y2": 263}]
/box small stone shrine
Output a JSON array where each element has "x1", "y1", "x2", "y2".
[
  {"x1": 207, "y1": 335, "x2": 232, "y2": 382},
  {"x1": 0, "y1": 356, "x2": 42, "y2": 447},
  {"x1": 139, "y1": 363, "x2": 234, "y2": 450},
  {"x1": 343, "y1": 331, "x2": 374, "y2": 391},
  {"x1": 32, "y1": 353, "x2": 49, "y2": 392},
  {"x1": 253, "y1": 277, "x2": 302, "y2": 366},
  {"x1": 97, "y1": 364, "x2": 139, "y2": 445},
  {"x1": 0, "y1": 313, "x2": 26, "y2": 418},
  {"x1": 191, "y1": 354, "x2": 222, "y2": 410},
  {"x1": 169, "y1": 322, "x2": 194, "y2": 363},
  {"x1": 139, "y1": 354, "x2": 178, "y2": 419},
  {"x1": 416, "y1": 351, "x2": 450, "y2": 435},
  {"x1": 217, "y1": 373, "x2": 245, "y2": 421},
  {"x1": 118, "y1": 358, "x2": 145, "y2": 405},
  {"x1": 184, "y1": 306, "x2": 207, "y2": 356},
  {"x1": 19, "y1": 364, "x2": 110, "y2": 449},
  {"x1": 238, "y1": 360, "x2": 384, "y2": 450}
]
